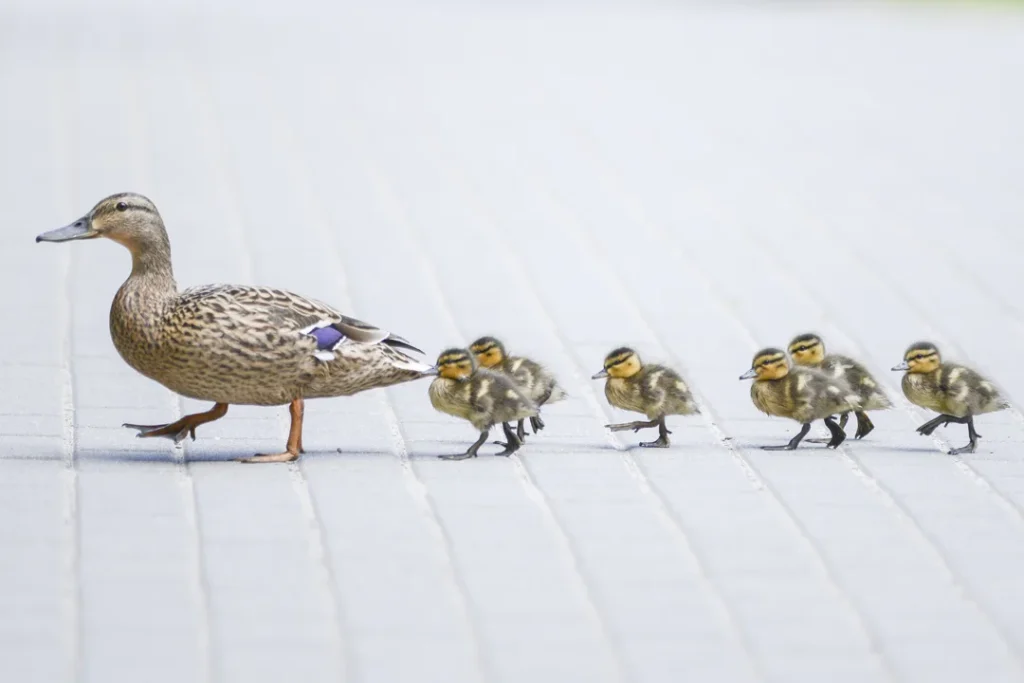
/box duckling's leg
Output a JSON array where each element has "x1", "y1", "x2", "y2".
[
  {"x1": 517, "y1": 419, "x2": 528, "y2": 441},
  {"x1": 762, "y1": 423, "x2": 811, "y2": 451},
  {"x1": 238, "y1": 399, "x2": 304, "y2": 464},
  {"x1": 494, "y1": 422, "x2": 523, "y2": 456},
  {"x1": 124, "y1": 403, "x2": 229, "y2": 444},
  {"x1": 639, "y1": 417, "x2": 671, "y2": 448},
  {"x1": 823, "y1": 416, "x2": 847, "y2": 449},
  {"x1": 439, "y1": 430, "x2": 489, "y2": 461},
  {"x1": 853, "y1": 411, "x2": 875, "y2": 439},
  {"x1": 949, "y1": 415, "x2": 980, "y2": 455},
  {"x1": 838, "y1": 413, "x2": 849, "y2": 431}
]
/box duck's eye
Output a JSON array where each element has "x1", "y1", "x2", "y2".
[{"x1": 115, "y1": 201, "x2": 128, "y2": 212}]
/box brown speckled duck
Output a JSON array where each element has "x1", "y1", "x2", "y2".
[
  {"x1": 36, "y1": 193, "x2": 432, "y2": 463},
  {"x1": 893, "y1": 341, "x2": 1008, "y2": 454}
]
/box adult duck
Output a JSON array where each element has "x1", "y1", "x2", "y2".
[{"x1": 37, "y1": 192, "x2": 432, "y2": 463}]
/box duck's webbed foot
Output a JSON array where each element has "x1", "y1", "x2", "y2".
[
  {"x1": 948, "y1": 415, "x2": 979, "y2": 455},
  {"x1": 493, "y1": 422, "x2": 524, "y2": 456},
  {"x1": 124, "y1": 403, "x2": 229, "y2": 444},
  {"x1": 440, "y1": 429, "x2": 489, "y2": 461},
  {"x1": 639, "y1": 417, "x2": 671, "y2": 448},
  {"x1": 238, "y1": 399, "x2": 303, "y2": 464},
  {"x1": 529, "y1": 415, "x2": 545, "y2": 434},
  {"x1": 763, "y1": 422, "x2": 812, "y2": 451}
]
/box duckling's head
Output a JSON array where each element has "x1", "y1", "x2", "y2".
[
  {"x1": 592, "y1": 347, "x2": 643, "y2": 380},
  {"x1": 469, "y1": 336, "x2": 507, "y2": 369},
  {"x1": 37, "y1": 193, "x2": 169, "y2": 256},
  {"x1": 740, "y1": 348, "x2": 790, "y2": 381},
  {"x1": 431, "y1": 348, "x2": 478, "y2": 381},
  {"x1": 892, "y1": 342, "x2": 941, "y2": 374},
  {"x1": 788, "y1": 333, "x2": 825, "y2": 367}
]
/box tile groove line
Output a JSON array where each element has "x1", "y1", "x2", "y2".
[
  {"x1": 52, "y1": 59, "x2": 81, "y2": 683},
  {"x1": 261, "y1": 93, "x2": 490, "y2": 683},
  {"x1": 124, "y1": 60, "x2": 213, "y2": 683},
  {"x1": 188, "y1": 54, "x2": 350, "y2": 683},
  {"x1": 426, "y1": 151, "x2": 768, "y2": 683},
  {"x1": 538, "y1": 94, "x2": 1024, "y2": 673},
  {"x1": 361, "y1": 157, "x2": 628, "y2": 683},
  {"x1": 320, "y1": 88, "x2": 630, "y2": 681},
  {"x1": 452, "y1": 90, "x2": 898, "y2": 680}
]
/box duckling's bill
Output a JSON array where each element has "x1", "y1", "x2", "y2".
[
  {"x1": 891, "y1": 361, "x2": 910, "y2": 371},
  {"x1": 36, "y1": 216, "x2": 99, "y2": 242},
  {"x1": 592, "y1": 368, "x2": 609, "y2": 379},
  {"x1": 739, "y1": 368, "x2": 758, "y2": 380}
]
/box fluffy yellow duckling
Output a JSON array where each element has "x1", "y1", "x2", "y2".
[
  {"x1": 470, "y1": 336, "x2": 567, "y2": 440},
  {"x1": 892, "y1": 342, "x2": 1007, "y2": 454},
  {"x1": 591, "y1": 347, "x2": 699, "y2": 448},
  {"x1": 788, "y1": 332, "x2": 892, "y2": 440},
  {"x1": 741, "y1": 347, "x2": 862, "y2": 450},
  {"x1": 427, "y1": 348, "x2": 539, "y2": 460}
]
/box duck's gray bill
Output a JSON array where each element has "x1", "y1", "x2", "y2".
[
  {"x1": 591, "y1": 369, "x2": 608, "y2": 379},
  {"x1": 891, "y1": 361, "x2": 910, "y2": 371},
  {"x1": 36, "y1": 217, "x2": 96, "y2": 243},
  {"x1": 739, "y1": 368, "x2": 758, "y2": 380}
]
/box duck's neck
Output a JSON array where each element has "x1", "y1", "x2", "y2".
[{"x1": 123, "y1": 230, "x2": 178, "y2": 297}]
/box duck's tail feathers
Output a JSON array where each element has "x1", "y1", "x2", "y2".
[{"x1": 383, "y1": 334, "x2": 425, "y2": 355}]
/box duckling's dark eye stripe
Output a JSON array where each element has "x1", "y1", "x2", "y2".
[
  {"x1": 791, "y1": 344, "x2": 816, "y2": 353},
  {"x1": 605, "y1": 355, "x2": 632, "y2": 369},
  {"x1": 758, "y1": 356, "x2": 786, "y2": 367},
  {"x1": 473, "y1": 344, "x2": 497, "y2": 354},
  {"x1": 909, "y1": 352, "x2": 938, "y2": 362}
]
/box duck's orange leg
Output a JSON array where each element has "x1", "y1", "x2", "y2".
[
  {"x1": 238, "y1": 399, "x2": 304, "y2": 464},
  {"x1": 124, "y1": 403, "x2": 229, "y2": 444}
]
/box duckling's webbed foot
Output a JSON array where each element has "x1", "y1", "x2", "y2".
[
  {"x1": 606, "y1": 420, "x2": 659, "y2": 433},
  {"x1": 529, "y1": 415, "x2": 545, "y2": 434},
  {"x1": 917, "y1": 414, "x2": 959, "y2": 436},
  {"x1": 124, "y1": 402, "x2": 229, "y2": 444},
  {"x1": 440, "y1": 430, "x2": 489, "y2": 460},
  {"x1": 853, "y1": 411, "x2": 874, "y2": 439},
  {"x1": 763, "y1": 423, "x2": 812, "y2": 451},
  {"x1": 948, "y1": 415, "x2": 979, "y2": 455},
  {"x1": 639, "y1": 417, "x2": 671, "y2": 448},
  {"x1": 493, "y1": 422, "x2": 523, "y2": 456},
  {"x1": 823, "y1": 416, "x2": 846, "y2": 449}
]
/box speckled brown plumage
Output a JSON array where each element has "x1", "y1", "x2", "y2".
[
  {"x1": 38, "y1": 193, "x2": 430, "y2": 462},
  {"x1": 894, "y1": 341, "x2": 1007, "y2": 455},
  {"x1": 428, "y1": 348, "x2": 538, "y2": 460}
]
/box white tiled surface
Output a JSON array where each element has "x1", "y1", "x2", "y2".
[{"x1": 3, "y1": 2, "x2": 1024, "y2": 682}]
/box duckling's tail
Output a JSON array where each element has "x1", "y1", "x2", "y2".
[{"x1": 546, "y1": 384, "x2": 569, "y2": 404}]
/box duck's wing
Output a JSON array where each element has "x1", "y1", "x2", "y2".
[{"x1": 178, "y1": 284, "x2": 424, "y2": 356}]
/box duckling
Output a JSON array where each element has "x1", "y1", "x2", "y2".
[
  {"x1": 591, "y1": 347, "x2": 698, "y2": 448},
  {"x1": 740, "y1": 348, "x2": 862, "y2": 450},
  {"x1": 428, "y1": 348, "x2": 539, "y2": 460},
  {"x1": 469, "y1": 336, "x2": 567, "y2": 440},
  {"x1": 892, "y1": 342, "x2": 1007, "y2": 454},
  {"x1": 788, "y1": 333, "x2": 892, "y2": 440}
]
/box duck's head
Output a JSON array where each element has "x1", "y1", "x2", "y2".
[
  {"x1": 430, "y1": 348, "x2": 478, "y2": 380},
  {"x1": 893, "y1": 342, "x2": 941, "y2": 374},
  {"x1": 740, "y1": 348, "x2": 790, "y2": 381},
  {"x1": 592, "y1": 347, "x2": 642, "y2": 380},
  {"x1": 470, "y1": 336, "x2": 506, "y2": 369},
  {"x1": 36, "y1": 193, "x2": 167, "y2": 254},
  {"x1": 788, "y1": 333, "x2": 825, "y2": 367}
]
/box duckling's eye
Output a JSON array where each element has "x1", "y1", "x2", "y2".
[{"x1": 115, "y1": 201, "x2": 128, "y2": 212}]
